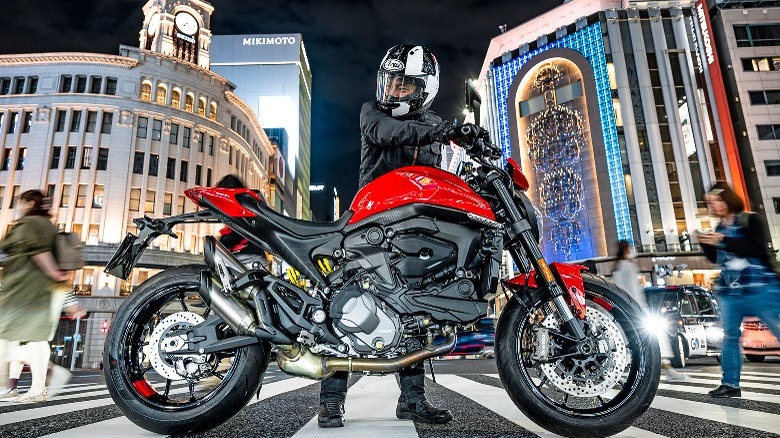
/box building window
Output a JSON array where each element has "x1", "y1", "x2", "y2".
[
  {"x1": 90, "y1": 76, "x2": 102, "y2": 94},
  {"x1": 81, "y1": 147, "x2": 92, "y2": 169},
  {"x1": 183, "y1": 127, "x2": 191, "y2": 148},
  {"x1": 101, "y1": 112, "x2": 113, "y2": 134},
  {"x1": 209, "y1": 135, "x2": 214, "y2": 155},
  {"x1": 21, "y1": 111, "x2": 32, "y2": 133},
  {"x1": 140, "y1": 81, "x2": 152, "y2": 101},
  {"x1": 27, "y1": 77, "x2": 38, "y2": 94},
  {"x1": 178, "y1": 195, "x2": 185, "y2": 215},
  {"x1": 15, "y1": 148, "x2": 25, "y2": 170},
  {"x1": 137, "y1": 116, "x2": 148, "y2": 138},
  {"x1": 61, "y1": 184, "x2": 71, "y2": 207},
  {"x1": 152, "y1": 119, "x2": 162, "y2": 141},
  {"x1": 46, "y1": 184, "x2": 55, "y2": 199},
  {"x1": 180, "y1": 160, "x2": 188, "y2": 182},
  {"x1": 198, "y1": 98, "x2": 206, "y2": 117},
  {"x1": 133, "y1": 151, "x2": 144, "y2": 174},
  {"x1": 749, "y1": 90, "x2": 780, "y2": 105},
  {"x1": 145, "y1": 190, "x2": 155, "y2": 213},
  {"x1": 166, "y1": 157, "x2": 176, "y2": 179},
  {"x1": 97, "y1": 147, "x2": 108, "y2": 170},
  {"x1": 51, "y1": 146, "x2": 61, "y2": 169},
  {"x1": 195, "y1": 164, "x2": 202, "y2": 185},
  {"x1": 7, "y1": 112, "x2": 17, "y2": 134},
  {"x1": 60, "y1": 75, "x2": 72, "y2": 92},
  {"x1": 773, "y1": 197, "x2": 780, "y2": 214},
  {"x1": 170, "y1": 123, "x2": 179, "y2": 144},
  {"x1": 86, "y1": 111, "x2": 97, "y2": 132},
  {"x1": 207, "y1": 168, "x2": 212, "y2": 186},
  {"x1": 172, "y1": 89, "x2": 181, "y2": 108},
  {"x1": 76, "y1": 184, "x2": 88, "y2": 207},
  {"x1": 129, "y1": 188, "x2": 141, "y2": 211},
  {"x1": 65, "y1": 146, "x2": 77, "y2": 169},
  {"x1": 75, "y1": 76, "x2": 87, "y2": 93},
  {"x1": 742, "y1": 57, "x2": 780, "y2": 72},
  {"x1": 105, "y1": 77, "x2": 117, "y2": 95},
  {"x1": 735, "y1": 24, "x2": 780, "y2": 47},
  {"x1": 766, "y1": 160, "x2": 780, "y2": 176},
  {"x1": 9, "y1": 185, "x2": 19, "y2": 209},
  {"x1": 197, "y1": 131, "x2": 204, "y2": 152},
  {"x1": 0, "y1": 186, "x2": 4, "y2": 208},
  {"x1": 70, "y1": 110, "x2": 82, "y2": 132},
  {"x1": 185, "y1": 93, "x2": 194, "y2": 112},
  {"x1": 210, "y1": 102, "x2": 217, "y2": 120},
  {"x1": 55, "y1": 110, "x2": 66, "y2": 132},
  {"x1": 13, "y1": 77, "x2": 25, "y2": 94},
  {"x1": 163, "y1": 192, "x2": 173, "y2": 215},
  {"x1": 93, "y1": 185, "x2": 104, "y2": 208},
  {"x1": 148, "y1": 153, "x2": 159, "y2": 176},
  {"x1": 156, "y1": 85, "x2": 167, "y2": 105},
  {"x1": 0, "y1": 77, "x2": 10, "y2": 95},
  {"x1": 1, "y1": 148, "x2": 10, "y2": 171},
  {"x1": 757, "y1": 125, "x2": 780, "y2": 140}
]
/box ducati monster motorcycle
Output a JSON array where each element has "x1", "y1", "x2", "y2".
[{"x1": 104, "y1": 125, "x2": 660, "y2": 437}]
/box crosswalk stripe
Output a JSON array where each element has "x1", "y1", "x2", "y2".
[
  {"x1": 436, "y1": 374, "x2": 664, "y2": 438},
  {"x1": 39, "y1": 378, "x2": 317, "y2": 437},
  {"x1": 657, "y1": 383, "x2": 780, "y2": 403},
  {"x1": 741, "y1": 371, "x2": 780, "y2": 378},
  {"x1": 293, "y1": 376, "x2": 418, "y2": 438},
  {"x1": 678, "y1": 371, "x2": 780, "y2": 383},
  {"x1": 664, "y1": 376, "x2": 780, "y2": 391},
  {"x1": 649, "y1": 393, "x2": 780, "y2": 433}
]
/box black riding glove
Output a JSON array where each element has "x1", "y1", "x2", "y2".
[{"x1": 433, "y1": 121, "x2": 455, "y2": 144}]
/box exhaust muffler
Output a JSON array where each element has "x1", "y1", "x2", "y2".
[
  {"x1": 198, "y1": 272, "x2": 258, "y2": 336},
  {"x1": 276, "y1": 330, "x2": 457, "y2": 380}
]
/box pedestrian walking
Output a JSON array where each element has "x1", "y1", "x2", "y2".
[
  {"x1": 0, "y1": 190, "x2": 84, "y2": 403},
  {"x1": 612, "y1": 240, "x2": 687, "y2": 382},
  {"x1": 697, "y1": 181, "x2": 780, "y2": 398}
]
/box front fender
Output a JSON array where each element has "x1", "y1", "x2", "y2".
[{"x1": 503, "y1": 262, "x2": 588, "y2": 319}]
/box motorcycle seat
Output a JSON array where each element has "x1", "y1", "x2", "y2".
[{"x1": 238, "y1": 193, "x2": 352, "y2": 237}]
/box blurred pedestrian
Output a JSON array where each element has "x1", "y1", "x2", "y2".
[
  {"x1": 697, "y1": 181, "x2": 780, "y2": 398},
  {"x1": 0, "y1": 190, "x2": 84, "y2": 403},
  {"x1": 612, "y1": 240, "x2": 687, "y2": 382}
]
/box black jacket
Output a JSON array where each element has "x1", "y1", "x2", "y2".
[{"x1": 358, "y1": 101, "x2": 447, "y2": 188}]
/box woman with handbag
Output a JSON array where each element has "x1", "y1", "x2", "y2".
[{"x1": 0, "y1": 190, "x2": 84, "y2": 403}]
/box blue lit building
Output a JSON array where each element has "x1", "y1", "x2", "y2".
[{"x1": 478, "y1": 0, "x2": 736, "y2": 262}]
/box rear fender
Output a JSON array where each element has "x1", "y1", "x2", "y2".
[{"x1": 503, "y1": 263, "x2": 588, "y2": 320}]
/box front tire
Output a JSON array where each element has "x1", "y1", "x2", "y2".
[
  {"x1": 671, "y1": 335, "x2": 687, "y2": 368},
  {"x1": 496, "y1": 273, "x2": 661, "y2": 438},
  {"x1": 104, "y1": 265, "x2": 271, "y2": 435}
]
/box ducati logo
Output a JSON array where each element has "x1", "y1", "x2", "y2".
[{"x1": 382, "y1": 59, "x2": 405, "y2": 72}]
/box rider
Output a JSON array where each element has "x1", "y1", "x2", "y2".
[{"x1": 318, "y1": 44, "x2": 456, "y2": 428}]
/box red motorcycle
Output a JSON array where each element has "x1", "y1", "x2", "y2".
[{"x1": 104, "y1": 125, "x2": 659, "y2": 437}]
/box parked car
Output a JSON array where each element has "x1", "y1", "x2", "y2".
[
  {"x1": 644, "y1": 285, "x2": 723, "y2": 367},
  {"x1": 740, "y1": 317, "x2": 780, "y2": 362},
  {"x1": 451, "y1": 317, "x2": 496, "y2": 357}
]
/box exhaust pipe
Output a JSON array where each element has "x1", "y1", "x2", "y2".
[
  {"x1": 276, "y1": 330, "x2": 457, "y2": 380},
  {"x1": 199, "y1": 272, "x2": 257, "y2": 336}
]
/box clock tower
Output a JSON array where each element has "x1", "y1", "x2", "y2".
[{"x1": 140, "y1": 0, "x2": 214, "y2": 69}]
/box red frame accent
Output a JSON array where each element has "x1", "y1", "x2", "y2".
[
  {"x1": 504, "y1": 263, "x2": 587, "y2": 320},
  {"x1": 506, "y1": 158, "x2": 529, "y2": 191},
  {"x1": 348, "y1": 166, "x2": 495, "y2": 224},
  {"x1": 132, "y1": 379, "x2": 157, "y2": 398},
  {"x1": 184, "y1": 187, "x2": 264, "y2": 218}
]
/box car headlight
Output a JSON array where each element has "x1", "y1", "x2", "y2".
[{"x1": 642, "y1": 314, "x2": 669, "y2": 338}]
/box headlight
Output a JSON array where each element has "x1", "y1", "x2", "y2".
[{"x1": 642, "y1": 314, "x2": 669, "y2": 338}]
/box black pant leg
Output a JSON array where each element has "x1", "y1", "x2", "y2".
[
  {"x1": 398, "y1": 361, "x2": 426, "y2": 403},
  {"x1": 320, "y1": 371, "x2": 349, "y2": 403}
]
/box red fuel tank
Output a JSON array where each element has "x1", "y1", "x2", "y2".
[{"x1": 348, "y1": 166, "x2": 495, "y2": 224}]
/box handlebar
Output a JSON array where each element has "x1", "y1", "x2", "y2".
[{"x1": 454, "y1": 124, "x2": 502, "y2": 160}]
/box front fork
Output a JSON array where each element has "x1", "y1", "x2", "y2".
[{"x1": 489, "y1": 174, "x2": 587, "y2": 341}]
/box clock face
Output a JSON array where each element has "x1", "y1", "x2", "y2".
[{"x1": 175, "y1": 12, "x2": 198, "y2": 36}]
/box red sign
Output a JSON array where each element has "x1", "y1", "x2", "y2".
[{"x1": 696, "y1": 0, "x2": 749, "y2": 208}]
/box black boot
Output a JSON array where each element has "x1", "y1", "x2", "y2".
[
  {"x1": 318, "y1": 401, "x2": 345, "y2": 428},
  {"x1": 396, "y1": 399, "x2": 453, "y2": 424}
]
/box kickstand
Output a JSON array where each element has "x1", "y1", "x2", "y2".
[{"x1": 428, "y1": 358, "x2": 436, "y2": 383}]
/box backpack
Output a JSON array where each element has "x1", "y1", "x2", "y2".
[
  {"x1": 53, "y1": 232, "x2": 84, "y2": 271},
  {"x1": 737, "y1": 211, "x2": 780, "y2": 276}
]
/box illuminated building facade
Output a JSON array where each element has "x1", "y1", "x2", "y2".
[
  {"x1": 0, "y1": 0, "x2": 274, "y2": 367},
  {"x1": 479, "y1": 0, "x2": 740, "y2": 262}
]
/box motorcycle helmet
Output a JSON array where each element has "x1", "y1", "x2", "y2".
[{"x1": 376, "y1": 44, "x2": 439, "y2": 118}]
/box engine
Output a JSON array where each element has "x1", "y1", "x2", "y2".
[{"x1": 329, "y1": 283, "x2": 402, "y2": 356}]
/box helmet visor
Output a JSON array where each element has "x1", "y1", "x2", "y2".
[{"x1": 376, "y1": 72, "x2": 425, "y2": 106}]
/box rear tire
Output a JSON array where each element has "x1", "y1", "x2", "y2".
[
  {"x1": 745, "y1": 354, "x2": 766, "y2": 363},
  {"x1": 496, "y1": 273, "x2": 661, "y2": 438},
  {"x1": 104, "y1": 265, "x2": 271, "y2": 435},
  {"x1": 670, "y1": 335, "x2": 687, "y2": 368}
]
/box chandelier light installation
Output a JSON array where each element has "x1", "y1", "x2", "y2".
[{"x1": 526, "y1": 62, "x2": 586, "y2": 259}]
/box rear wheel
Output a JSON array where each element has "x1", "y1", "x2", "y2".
[
  {"x1": 670, "y1": 335, "x2": 687, "y2": 368},
  {"x1": 745, "y1": 354, "x2": 766, "y2": 363},
  {"x1": 496, "y1": 273, "x2": 661, "y2": 438},
  {"x1": 104, "y1": 265, "x2": 271, "y2": 435}
]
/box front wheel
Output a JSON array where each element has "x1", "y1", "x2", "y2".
[
  {"x1": 103, "y1": 265, "x2": 272, "y2": 435},
  {"x1": 670, "y1": 334, "x2": 687, "y2": 368},
  {"x1": 496, "y1": 273, "x2": 661, "y2": 438}
]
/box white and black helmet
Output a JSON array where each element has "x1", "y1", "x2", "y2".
[{"x1": 376, "y1": 44, "x2": 440, "y2": 118}]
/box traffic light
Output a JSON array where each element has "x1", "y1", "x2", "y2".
[{"x1": 100, "y1": 320, "x2": 110, "y2": 333}]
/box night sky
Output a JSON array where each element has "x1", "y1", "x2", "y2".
[{"x1": 0, "y1": 0, "x2": 561, "y2": 215}]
